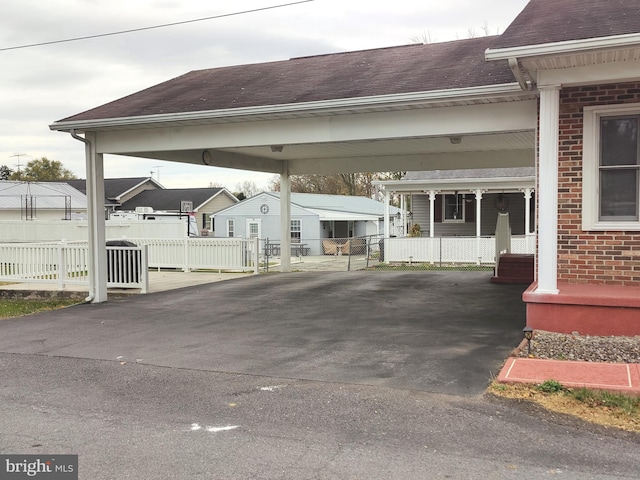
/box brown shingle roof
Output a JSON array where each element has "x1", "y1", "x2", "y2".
[
  {"x1": 59, "y1": 37, "x2": 513, "y2": 123},
  {"x1": 494, "y1": 0, "x2": 640, "y2": 49}
]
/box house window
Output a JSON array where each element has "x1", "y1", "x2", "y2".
[
  {"x1": 583, "y1": 104, "x2": 640, "y2": 230},
  {"x1": 291, "y1": 219, "x2": 301, "y2": 243},
  {"x1": 227, "y1": 219, "x2": 235, "y2": 237},
  {"x1": 248, "y1": 221, "x2": 260, "y2": 239},
  {"x1": 443, "y1": 194, "x2": 465, "y2": 222}
]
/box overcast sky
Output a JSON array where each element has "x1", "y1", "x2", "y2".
[{"x1": 1, "y1": 0, "x2": 529, "y2": 191}]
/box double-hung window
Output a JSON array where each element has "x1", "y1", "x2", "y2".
[
  {"x1": 583, "y1": 104, "x2": 640, "y2": 230},
  {"x1": 227, "y1": 219, "x2": 235, "y2": 237},
  {"x1": 443, "y1": 193, "x2": 465, "y2": 222},
  {"x1": 290, "y1": 219, "x2": 301, "y2": 243}
]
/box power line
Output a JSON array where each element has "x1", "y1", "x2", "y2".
[{"x1": 0, "y1": 1, "x2": 314, "y2": 52}]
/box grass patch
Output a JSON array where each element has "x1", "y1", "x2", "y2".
[
  {"x1": 0, "y1": 298, "x2": 81, "y2": 319},
  {"x1": 489, "y1": 381, "x2": 640, "y2": 433},
  {"x1": 369, "y1": 263, "x2": 493, "y2": 271}
]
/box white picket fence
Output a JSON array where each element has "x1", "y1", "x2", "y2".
[
  {"x1": 0, "y1": 242, "x2": 149, "y2": 292},
  {"x1": 0, "y1": 238, "x2": 260, "y2": 291},
  {"x1": 385, "y1": 235, "x2": 535, "y2": 264},
  {"x1": 126, "y1": 237, "x2": 259, "y2": 272}
]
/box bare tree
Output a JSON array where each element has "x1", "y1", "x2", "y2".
[
  {"x1": 409, "y1": 30, "x2": 436, "y2": 44},
  {"x1": 234, "y1": 180, "x2": 260, "y2": 198}
]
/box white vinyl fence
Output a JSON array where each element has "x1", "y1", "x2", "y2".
[
  {"x1": 0, "y1": 238, "x2": 259, "y2": 292},
  {"x1": 0, "y1": 241, "x2": 149, "y2": 292},
  {"x1": 126, "y1": 237, "x2": 259, "y2": 272},
  {"x1": 384, "y1": 235, "x2": 535, "y2": 265}
]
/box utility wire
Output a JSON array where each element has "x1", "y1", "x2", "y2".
[{"x1": 0, "y1": 0, "x2": 314, "y2": 52}]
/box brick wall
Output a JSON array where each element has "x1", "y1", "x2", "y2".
[{"x1": 556, "y1": 82, "x2": 640, "y2": 286}]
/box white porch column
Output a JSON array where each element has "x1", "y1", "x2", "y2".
[
  {"x1": 85, "y1": 132, "x2": 107, "y2": 303},
  {"x1": 537, "y1": 85, "x2": 561, "y2": 294},
  {"x1": 428, "y1": 190, "x2": 437, "y2": 264},
  {"x1": 475, "y1": 189, "x2": 484, "y2": 265},
  {"x1": 521, "y1": 187, "x2": 535, "y2": 252},
  {"x1": 384, "y1": 189, "x2": 390, "y2": 239},
  {"x1": 280, "y1": 161, "x2": 291, "y2": 272},
  {"x1": 400, "y1": 194, "x2": 406, "y2": 236}
]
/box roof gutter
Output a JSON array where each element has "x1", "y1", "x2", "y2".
[
  {"x1": 50, "y1": 83, "x2": 527, "y2": 132},
  {"x1": 485, "y1": 32, "x2": 640, "y2": 61}
]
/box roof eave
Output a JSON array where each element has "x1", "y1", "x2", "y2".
[
  {"x1": 485, "y1": 32, "x2": 640, "y2": 61},
  {"x1": 374, "y1": 176, "x2": 536, "y2": 191},
  {"x1": 49, "y1": 83, "x2": 525, "y2": 132}
]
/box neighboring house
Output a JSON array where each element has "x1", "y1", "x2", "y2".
[
  {"x1": 49, "y1": 0, "x2": 640, "y2": 335},
  {"x1": 66, "y1": 177, "x2": 163, "y2": 215},
  {"x1": 0, "y1": 180, "x2": 87, "y2": 220},
  {"x1": 376, "y1": 167, "x2": 536, "y2": 237},
  {"x1": 120, "y1": 187, "x2": 238, "y2": 232},
  {"x1": 212, "y1": 192, "x2": 398, "y2": 255}
]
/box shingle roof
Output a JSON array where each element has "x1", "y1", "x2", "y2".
[
  {"x1": 494, "y1": 0, "x2": 640, "y2": 49},
  {"x1": 119, "y1": 188, "x2": 225, "y2": 211},
  {"x1": 59, "y1": 37, "x2": 514, "y2": 122},
  {"x1": 67, "y1": 177, "x2": 158, "y2": 201},
  {"x1": 403, "y1": 167, "x2": 535, "y2": 181},
  {"x1": 0, "y1": 181, "x2": 87, "y2": 209}
]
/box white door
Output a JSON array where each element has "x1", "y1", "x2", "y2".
[{"x1": 246, "y1": 219, "x2": 261, "y2": 239}]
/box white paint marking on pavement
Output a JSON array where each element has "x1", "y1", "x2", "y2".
[
  {"x1": 259, "y1": 385, "x2": 287, "y2": 392},
  {"x1": 191, "y1": 423, "x2": 202, "y2": 431},
  {"x1": 206, "y1": 425, "x2": 239, "y2": 433}
]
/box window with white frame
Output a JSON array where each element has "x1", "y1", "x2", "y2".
[
  {"x1": 227, "y1": 219, "x2": 235, "y2": 237},
  {"x1": 290, "y1": 219, "x2": 301, "y2": 243},
  {"x1": 583, "y1": 104, "x2": 640, "y2": 230},
  {"x1": 443, "y1": 193, "x2": 465, "y2": 222}
]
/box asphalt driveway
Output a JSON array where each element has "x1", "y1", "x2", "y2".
[{"x1": 0, "y1": 271, "x2": 527, "y2": 396}]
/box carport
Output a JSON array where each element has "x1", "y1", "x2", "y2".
[{"x1": 50, "y1": 39, "x2": 537, "y2": 303}]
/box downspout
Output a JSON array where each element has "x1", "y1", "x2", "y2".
[
  {"x1": 69, "y1": 129, "x2": 94, "y2": 303},
  {"x1": 508, "y1": 58, "x2": 534, "y2": 91}
]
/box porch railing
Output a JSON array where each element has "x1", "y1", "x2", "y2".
[{"x1": 385, "y1": 235, "x2": 535, "y2": 265}]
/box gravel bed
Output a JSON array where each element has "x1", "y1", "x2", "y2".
[{"x1": 518, "y1": 330, "x2": 640, "y2": 364}]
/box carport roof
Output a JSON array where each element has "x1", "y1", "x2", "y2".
[{"x1": 56, "y1": 36, "x2": 514, "y2": 124}]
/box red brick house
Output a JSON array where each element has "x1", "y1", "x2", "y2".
[{"x1": 50, "y1": 0, "x2": 640, "y2": 335}]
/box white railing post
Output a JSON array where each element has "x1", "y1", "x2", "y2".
[
  {"x1": 253, "y1": 237, "x2": 259, "y2": 275},
  {"x1": 183, "y1": 238, "x2": 190, "y2": 272},
  {"x1": 140, "y1": 245, "x2": 149, "y2": 294},
  {"x1": 58, "y1": 242, "x2": 66, "y2": 289}
]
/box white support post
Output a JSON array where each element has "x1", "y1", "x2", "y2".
[
  {"x1": 537, "y1": 85, "x2": 561, "y2": 294},
  {"x1": 428, "y1": 190, "x2": 437, "y2": 264},
  {"x1": 475, "y1": 189, "x2": 484, "y2": 265},
  {"x1": 84, "y1": 133, "x2": 107, "y2": 303},
  {"x1": 280, "y1": 162, "x2": 291, "y2": 272},
  {"x1": 521, "y1": 187, "x2": 534, "y2": 253},
  {"x1": 400, "y1": 194, "x2": 406, "y2": 236},
  {"x1": 384, "y1": 189, "x2": 390, "y2": 239}
]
